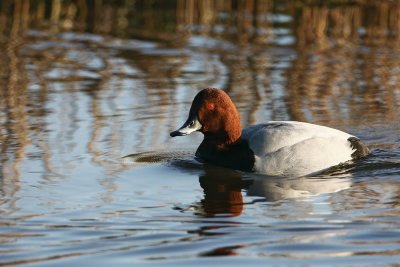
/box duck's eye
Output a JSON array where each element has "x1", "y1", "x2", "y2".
[
  {"x1": 206, "y1": 102, "x2": 214, "y2": 110},
  {"x1": 189, "y1": 121, "x2": 194, "y2": 127}
]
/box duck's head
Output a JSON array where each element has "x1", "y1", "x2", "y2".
[{"x1": 170, "y1": 88, "x2": 242, "y2": 145}]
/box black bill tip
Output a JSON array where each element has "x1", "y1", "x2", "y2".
[{"x1": 170, "y1": 130, "x2": 186, "y2": 137}]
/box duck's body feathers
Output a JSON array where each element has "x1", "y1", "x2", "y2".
[{"x1": 242, "y1": 121, "x2": 367, "y2": 176}]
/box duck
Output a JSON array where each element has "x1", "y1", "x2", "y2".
[{"x1": 170, "y1": 88, "x2": 370, "y2": 176}]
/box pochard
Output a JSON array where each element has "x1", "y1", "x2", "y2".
[{"x1": 170, "y1": 88, "x2": 369, "y2": 176}]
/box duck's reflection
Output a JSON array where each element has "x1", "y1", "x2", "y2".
[
  {"x1": 246, "y1": 174, "x2": 352, "y2": 202},
  {"x1": 198, "y1": 165, "x2": 251, "y2": 217},
  {"x1": 197, "y1": 164, "x2": 352, "y2": 217}
]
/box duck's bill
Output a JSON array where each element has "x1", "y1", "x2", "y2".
[{"x1": 170, "y1": 117, "x2": 202, "y2": 137}]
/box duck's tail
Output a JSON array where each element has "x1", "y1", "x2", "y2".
[{"x1": 348, "y1": 137, "x2": 370, "y2": 159}]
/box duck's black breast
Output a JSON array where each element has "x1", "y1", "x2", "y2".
[{"x1": 195, "y1": 140, "x2": 255, "y2": 172}]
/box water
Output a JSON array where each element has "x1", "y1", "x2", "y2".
[{"x1": 1, "y1": 1, "x2": 400, "y2": 266}]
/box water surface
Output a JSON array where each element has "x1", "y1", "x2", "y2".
[{"x1": 1, "y1": 1, "x2": 400, "y2": 266}]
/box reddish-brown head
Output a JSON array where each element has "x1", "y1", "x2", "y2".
[{"x1": 170, "y1": 88, "x2": 242, "y2": 147}]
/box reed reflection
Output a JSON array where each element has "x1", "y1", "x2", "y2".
[
  {"x1": 0, "y1": 0, "x2": 30, "y2": 213},
  {"x1": 287, "y1": 2, "x2": 400, "y2": 126}
]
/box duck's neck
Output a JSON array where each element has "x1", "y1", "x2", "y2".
[{"x1": 203, "y1": 129, "x2": 242, "y2": 150}]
